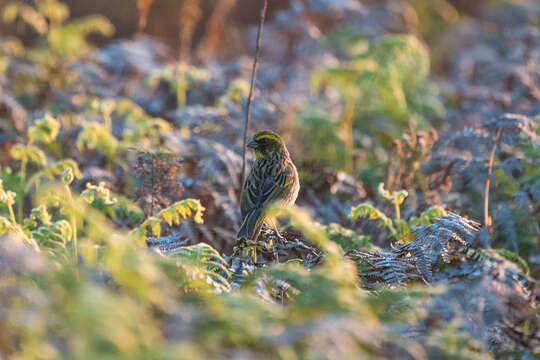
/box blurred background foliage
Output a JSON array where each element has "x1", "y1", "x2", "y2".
[
  {"x1": 0, "y1": 0, "x2": 538, "y2": 359},
  {"x1": 304, "y1": 33, "x2": 443, "y2": 184}
]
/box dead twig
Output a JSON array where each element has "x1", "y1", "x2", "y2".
[{"x1": 241, "y1": 0, "x2": 269, "y2": 192}]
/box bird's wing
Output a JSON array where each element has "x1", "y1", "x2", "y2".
[
  {"x1": 260, "y1": 167, "x2": 295, "y2": 208},
  {"x1": 240, "y1": 165, "x2": 294, "y2": 218}
]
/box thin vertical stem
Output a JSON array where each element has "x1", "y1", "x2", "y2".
[
  {"x1": 150, "y1": 153, "x2": 155, "y2": 217},
  {"x1": 484, "y1": 127, "x2": 503, "y2": 226},
  {"x1": 394, "y1": 200, "x2": 401, "y2": 221},
  {"x1": 178, "y1": 0, "x2": 202, "y2": 61},
  {"x1": 65, "y1": 184, "x2": 78, "y2": 265},
  {"x1": 8, "y1": 202, "x2": 17, "y2": 225},
  {"x1": 104, "y1": 112, "x2": 112, "y2": 133},
  {"x1": 17, "y1": 138, "x2": 33, "y2": 222},
  {"x1": 241, "y1": 0, "x2": 269, "y2": 191},
  {"x1": 342, "y1": 97, "x2": 354, "y2": 173}
]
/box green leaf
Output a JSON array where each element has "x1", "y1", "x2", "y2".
[
  {"x1": 394, "y1": 219, "x2": 413, "y2": 242},
  {"x1": 11, "y1": 144, "x2": 47, "y2": 166},
  {"x1": 0, "y1": 179, "x2": 17, "y2": 206},
  {"x1": 28, "y1": 114, "x2": 60, "y2": 144},
  {"x1": 26, "y1": 205, "x2": 52, "y2": 227},
  {"x1": 76, "y1": 122, "x2": 119, "y2": 159},
  {"x1": 48, "y1": 15, "x2": 114, "y2": 58},
  {"x1": 493, "y1": 248, "x2": 530, "y2": 276}
]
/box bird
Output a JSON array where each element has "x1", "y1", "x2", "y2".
[{"x1": 237, "y1": 130, "x2": 300, "y2": 241}]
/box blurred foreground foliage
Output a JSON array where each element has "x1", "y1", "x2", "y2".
[
  {"x1": 0, "y1": 99, "x2": 502, "y2": 360},
  {"x1": 0, "y1": 187, "x2": 490, "y2": 359}
]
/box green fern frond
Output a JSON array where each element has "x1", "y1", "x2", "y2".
[
  {"x1": 167, "y1": 243, "x2": 231, "y2": 291},
  {"x1": 409, "y1": 206, "x2": 448, "y2": 226},
  {"x1": 324, "y1": 222, "x2": 371, "y2": 253},
  {"x1": 349, "y1": 203, "x2": 396, "y2": 236},
  {"x1": 48, "y1": 15, "x2": 114, "y2": 58},
  {"x1": 133, "y1": 199, "x2": 205, "y2": 244}
]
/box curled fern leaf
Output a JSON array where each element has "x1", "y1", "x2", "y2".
[
  {"x1": 25, "y1": 159, "x2": 82, "y2": 191},
  {"x1": 377, "y1": 182, "x2": 408, "y2": 205},
  {"x1": 28, "y1": 114, "x2": 60, "y2": 144},
  {"x1": 81, "y1": 182, "x2": 117, "y2": 205},
  {"x1": 76, "y1": 122, "x2": 120, "y2": 159}
]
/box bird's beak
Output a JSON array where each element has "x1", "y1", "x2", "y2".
[{"x1": 247, "y1": 139, "x2": 258, "y2": 149}]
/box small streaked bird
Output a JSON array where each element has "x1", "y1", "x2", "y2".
[{"x1": 237, "y1": 130, "x2": 300, "y2": 241}]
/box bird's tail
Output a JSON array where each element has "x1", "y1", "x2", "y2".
[{"x1": 237, "y1": 209, "x2": 265, "y2": 240}]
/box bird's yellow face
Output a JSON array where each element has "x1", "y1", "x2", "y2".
[{"x1": 247, "y1": 131, "x2": 286, "y2": 159}]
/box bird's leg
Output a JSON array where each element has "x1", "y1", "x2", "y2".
[
  {"x1": 237, "y1": 237, "x2": 258, "y2": 265},
  {"x1": 249, "y1": 246, "x2": 257, "y2": 265},
  {"x1": 270, "y1": 223, "x2": 285, "y2": 264},
  {"x1": 266, "y1": 217, "x2": 285, "y2": 242}
]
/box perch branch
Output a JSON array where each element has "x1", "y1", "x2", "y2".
[{"x1": 241, "y1": 0, "x2": 269, "y2": 191}]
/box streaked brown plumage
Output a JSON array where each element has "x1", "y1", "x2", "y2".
[{"x1": 237, "y1": 130, "x2": 300, "y2": 241}]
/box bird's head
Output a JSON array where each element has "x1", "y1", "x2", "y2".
[{"x1": 247, "y1": 130, "x2": 287, "y2": 159}]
